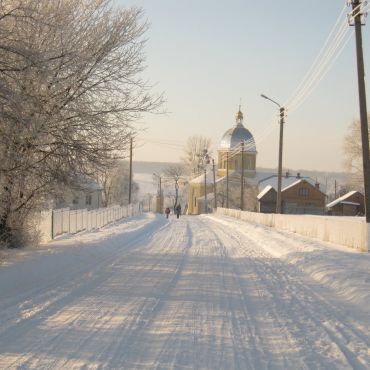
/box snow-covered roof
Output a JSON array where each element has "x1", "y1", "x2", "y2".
[
  {"x1": 281, "y1": 179, "x2": 306, "y2": 192},
  {"x1": 189, "y1": 170, "x2": 216, "y2": 185},
  {"x1": 258, "y1": 175, "x2": 316, "y2": 192},
  {"x1": 257, "y1": 185, "x2": 275, "y2": 200},
  {"x1": 326, "y1": 191, "x2": 360, "y2": 208},
  {"x1": 78, "y1": 176, "x2": 103, "y2": 191},
  {"x1": 340, "y1": 201, "x2": 361, "y2": 206},
  {"x1": 198, "y1": 192, "x2": 215, "y2": 201}
]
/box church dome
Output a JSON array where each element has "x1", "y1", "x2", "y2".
[{"x1": 220, "y1": 108, "x2": 256, "y2": 152}]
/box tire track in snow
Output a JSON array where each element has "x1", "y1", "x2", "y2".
[
  {"x1": 94, "y1": 218, "x2": 193, "y2": 369},
  {"x1": 207, "y1": 215, "x2": 370, "y2": 369},
  {"x1": 0, "y1": 216, "x2": 171, "y2": 369},
  {"x1": 206, "y1": 218, "x2": 307, "y2": 370}
]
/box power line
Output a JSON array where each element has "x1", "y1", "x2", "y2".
[
  {"x1": 284, "y1": 1, "x2": 368, "y2": 113},
  {"x1": 284, "y1": 4, "x2": 348, "y2": 108}
]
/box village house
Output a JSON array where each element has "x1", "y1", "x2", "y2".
[
  {"x1": 257, "y1": 174, "x2": 326, "y2": 214},
  {"x1": 54, "y1": 178, "x2": 103, "y2": 211},
  {"x1": 326, "y1": 191, "x2": 364, "y2": 216}
]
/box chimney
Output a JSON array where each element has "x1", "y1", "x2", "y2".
[
  {"x1": 285, "y1": 170, "x2": 290, "y2": 178},
  {"x1": 296, "y1": 172, "x2": 301, "y2": 179},
  {"x1": 315, "y1": 182, "x2": 320, "y2": 190}
]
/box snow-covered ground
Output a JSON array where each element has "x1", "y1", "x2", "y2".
[{"x1": 0, "y1": 213, "x2": 369, "y2": 369}]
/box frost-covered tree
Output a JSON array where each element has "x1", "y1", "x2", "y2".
[
  {"x1": 343, "y1": 115, "x2": 370, "y2": 193},
  {"x1": 182, "y1": 136, "x2": 212, "y2": 176},
  {"x1": 96, "y1": 161, "x2": 139, "y2": 207},
  {"x1": 164, "y1": 164, "x2": 187, "y2": 210},
  {"x1": 0, "y1": 0, "x2": 161, "y2": 246}
]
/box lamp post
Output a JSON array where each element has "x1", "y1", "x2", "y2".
[
  {"x1": 261, "y1": 94, "x2": 285, "y2": 214},
  {"x1": 212, "y1": 158, "x2": 217, "y2": 210},
  {"x1": 201, "y1": 149, "x2": 210, "y2": 214}
]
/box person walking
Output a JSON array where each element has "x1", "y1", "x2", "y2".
[
  {"x1": 165, "y1": 207, "x2": 170, "y2": 219},
  {"x1": 175, "y1": 204, "x2": 181, "y2": 219}
]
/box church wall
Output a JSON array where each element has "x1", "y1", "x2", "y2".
[{"x1": 188, "y1": 182, "x2": 214, "y2": 215}]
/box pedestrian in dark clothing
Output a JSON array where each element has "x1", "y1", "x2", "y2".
[
  {"x1": 175, "y1": 204, "x2": 181, "y2": 219},
  {"x1": 165, "y1": 207, "x2": 170, "y2": 219}
]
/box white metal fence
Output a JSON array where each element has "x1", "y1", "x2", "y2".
[
  {"x1": 216, "y1": 207, "x2": 369, "y2": 252},
  {"x1": 38, "y1": 204, "x2": 142, "y2": 243}
]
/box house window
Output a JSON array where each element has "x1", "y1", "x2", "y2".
[
  {"x1": 86, "y1": 194, "x2": 92, "y2": 206},
  {"x1": 298, "y1": 187, "x2": 309, "y2": 197},
  {"x1": 72, "y1": 197, "x2": 79, "y2": 205},
  {"x1": 194, "y1": 196, "x2": 197, "y2": 206}
]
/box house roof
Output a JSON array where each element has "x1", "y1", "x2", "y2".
[
  {"x1": 326, "y1": 191, "x2": 361, "y2": 208},
  {"x1": 257, "y1": 185, "x2": 275, "y2": 200},
  {"x1": 340, "y1": 201, "x2": 361, "y2": 206},
  {"x1": 281, "y1": 179, "x2": 326, "y2": 196},
  {"x1": 189, "y1": 170, "x2": 216, "y2": 185},
  {"x1": 198, "y1": 192, "x2": 215, "y2": 201},
  {"x1": 257, "y1": 177, "x2": 324, "y2": 199},
  {"x1": 258, "y1": 174, "x2": 316, "y2": 192}
]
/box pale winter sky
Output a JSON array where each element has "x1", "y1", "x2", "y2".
[{"x1": 118, "y1": 0, "x2": 370, "y2": 172}]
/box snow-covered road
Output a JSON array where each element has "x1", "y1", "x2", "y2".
[{"x1": 0, "y1": 213, "x2": 369, "y2": 369}]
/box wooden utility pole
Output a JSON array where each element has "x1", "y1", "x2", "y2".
[
  {"x1": 261, "y1": 94, "x2": 285, "y2": 214},
  {"x1": 351, "y1": 0, "x2": 370, "y2": 222},
  {"x1": 226, "y1": 152, "x2": 229, "y2": 208},
  {"x1": 212, "y1": 158, "x2": 217, "y2": 209},
  {"x1": 276, "y1": 107, "x2": 285, "y2": 214},
  {"x1": 128, "y1": 137, "x2": 133, "y2": 204},
  {"x1": 148, "y1": 193, "x2": 152, "y2": 212},
  {"x1": 204, "y1": 168, "x2": 207, "y2": 214},
  {"x1": 159, "y1": 176, "x2": 162, "y2": 214},
  {"x1": 240, "y1": 141, "x2": 245, "y2": 210}
]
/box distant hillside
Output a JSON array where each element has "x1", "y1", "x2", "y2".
[
  {"x1": 133, "y1": 161, "x2": 178, "y2": 174},
  {"x1": 133, "y1": 161, "x2": 351, "y2": 201},
  {"x1": 258, "y1": 166, "x2": 348, "y2": 182},
  {"x1": 134, "y1": 161, "x2": 348, "y2": 183}
]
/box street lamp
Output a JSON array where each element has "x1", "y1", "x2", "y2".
[
  {"x1": 201, "y1": 149, "x2": 210, "y2": 214},
  {"x1": 261, "y1": 94, "x2": 285, "y2": 214}
]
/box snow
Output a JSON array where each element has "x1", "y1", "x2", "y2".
[
  {"x1": 189, "y1": 170, "x2": 218, "y2": 184},
  {"x1": 257, "y1": 185, "x2": 274, "y2": 199},
  {"x1": 326, "y1": 190, "x2": 359, "y2": 208},
  {"x1": 258, "y1": 175, "x2": 317, "y2": 192},
  {"x1": 1, "y1": 213, "x2": 370, "y2": 369}
]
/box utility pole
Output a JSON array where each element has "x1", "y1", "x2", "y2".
[
  {"x1": 226, "y1": 152, "x2": 229, "y2": 208},
  {"x1": 148, "y1": 193, "x2": 152, "y2": 212},
  {"x1": 240, "y1": 141, "x2": 245, "y2": 210},
  {"x1": 351, "y1": 0, "x2": 370, "y2": 222},
  {"x1": 128, "y1": 137, "x2": 133, "y2": 205},
  {"x1": 153, "y1": 173, "x2": 162, "y2": 213},
  {"x1": 204, "y1": 168, "x2": 207, "y2": 214},
  {"x1": 261, "y1": 94, "x2": 285, "y2": 214},
  {"x1": 212, "y1": 158, "x2": 217, "y2": 209},
  {"x1": 276, "y1": 107, "x2": 285, "y2": 214},
  {"x1": 159, "y1": 176, "x2": 162, "y2": 214}
]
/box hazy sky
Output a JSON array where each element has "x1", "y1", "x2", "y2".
[{"x1": 118, "y1": 0, "x2": 369, "y2": 172}]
